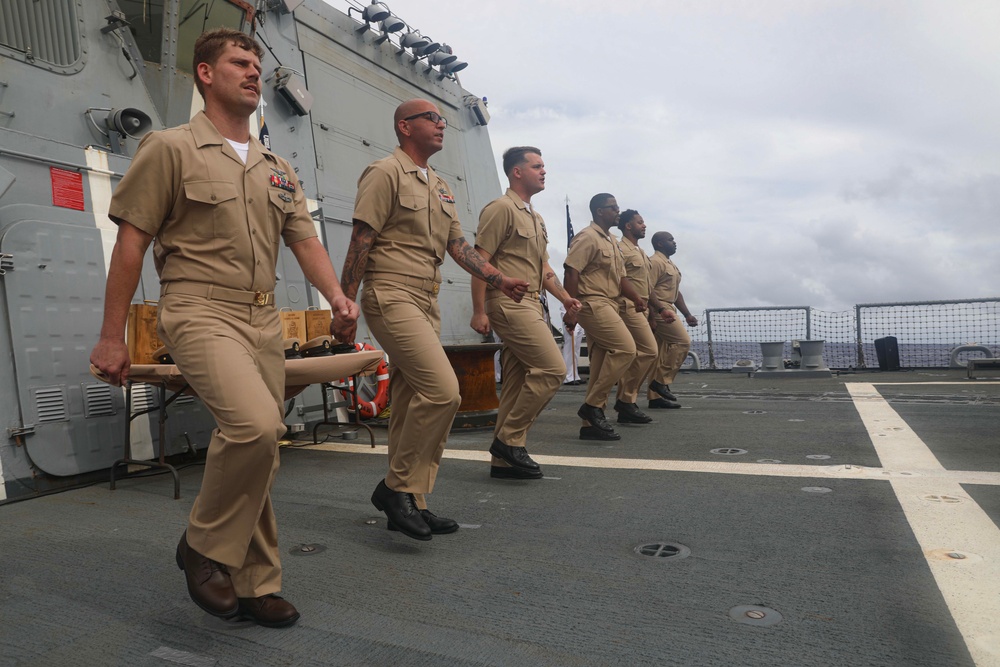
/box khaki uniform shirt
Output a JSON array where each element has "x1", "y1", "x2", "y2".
[
  {"x1": 353, "y1": 147, "x2": 464, "y2": 283},
  {"x1": 475, "y1": 188, "x2": 548, "y2": 294},
  {"x1": 109, "y1": 111, "x2": 316, "y2": 291},
  {"x1": 618, "y1": 237, "x2": 652, "y2": 301},
  {"x1": 564, "y1": 222, "x2": 624, "y2": 300},
  {"x1": 649, "y1": 250, "x2": 682, "y2": 307}
]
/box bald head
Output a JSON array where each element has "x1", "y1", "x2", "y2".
[
  {"x1": 392, "y1": 98, "x2": 446, "y2": 166},
  {"x1": 394, "y1": 99, "x2": 435, "y2": 141}
]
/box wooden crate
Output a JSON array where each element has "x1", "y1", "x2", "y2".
[
  {"x1": 305, "y1": 309, "x2": 332, "y2": 341},
  {"x1": 126, "y1": 303, "x2": 163, "y2": 364}
]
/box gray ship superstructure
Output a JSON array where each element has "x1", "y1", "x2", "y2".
[{"x1": 0, "y1": 0, "x2": 496, "y2": 502}]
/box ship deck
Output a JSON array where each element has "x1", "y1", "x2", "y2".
[{"x1": 2, "y1": 369, "x2": 999, "y2": 666}]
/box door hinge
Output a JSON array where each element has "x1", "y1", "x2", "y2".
[
  {"x1": 9, "y1": 424, "x2": 35, "y2": 440},
  {"x1": 0, "y1": 253, "x2": 12, "y2": 275}
]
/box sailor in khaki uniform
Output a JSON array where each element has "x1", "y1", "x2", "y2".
[
  {"x1": 647, "y1": 231, "x2": 699, "y2": 408},
  {"x1": 614, "y1": 210, "x2": 661, "y2": 424},
  {"x1": 336, "y1": 99, "x2": 528, "y2": 541},
  {"x1": 90, "y1": 29, "x2": 358, "y2": 628},
  {"x1": 564, "y1": 194, "x2": 648, "y2": 441},
  {"x1": 470, "y1": 147, "x2": 581, "y2": 480}
]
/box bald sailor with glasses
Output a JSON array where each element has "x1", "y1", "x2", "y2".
[{"x1": 336, "y1": 99, "x2": 528, "y2": 541}]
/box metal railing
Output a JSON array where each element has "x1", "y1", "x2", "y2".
[{"x1": 688, "y1": 297, "x2": 1000, "y2": 370}]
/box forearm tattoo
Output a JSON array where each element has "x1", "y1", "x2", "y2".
[
  {"x1": 449, "y1": 237, "x2": 502, "y2": 288},
  {"x1": 341, "y1": 222, "x2": 377, "y2": 301},
  {"x1": 544, "y1": 270, "x2": 564, "y2": 292}
]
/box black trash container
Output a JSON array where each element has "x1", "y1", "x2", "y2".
[{"x1": 874, "y1": 336, "x2": 900, "y2": 371}]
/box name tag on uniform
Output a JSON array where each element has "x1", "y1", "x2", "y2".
[{"x1": 438, "y1": 189, "x2": 455, "y2": 204}]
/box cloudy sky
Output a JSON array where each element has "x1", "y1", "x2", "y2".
[{"x1": 334, "y1": 0, "x2": 999, "y2": 313}]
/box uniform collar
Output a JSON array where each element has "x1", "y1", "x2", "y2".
[
  {"x1": 503, "y1": 188, "x2": 530, "y2": 211},
  {"x1": 622, "y1": 236, "x2": 640, "y2": 249},
  {"x1": 588, "y1": 221, "x2": 615, "y2": 240},
  {"x1": 189, "y1": 111, "x2": 268, "y2": 169},
  {"x1": 393, "y1": 146, "x2": 435, "y2": 182}
]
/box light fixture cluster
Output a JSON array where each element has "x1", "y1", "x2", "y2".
[{"x1": 349, "y1": 1, "x2": 468, "y2": 79}]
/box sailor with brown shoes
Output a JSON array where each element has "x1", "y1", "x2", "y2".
[
  {"x1": 647, "y1": 231, "x2": 699, "y2": 409},
  {"x1": 91, "y1": 29, "x2": 359, "y2": 627},
  {"x1": 335, "y1": 99, "x2": 528, "y2": 539},
  {"x1": 564, "y1": 194, "x2": 648, "y2": 441},
  {"x1": 470, "y1": 147, "x2": 581, "y2": 480}
]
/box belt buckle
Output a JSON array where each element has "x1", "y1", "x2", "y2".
[
  {"x1": 432, "y1": 283, "x2": 440, "y2": 295},
  {"x1": 254, "y1": 290, "x2": 268, "y2": 307}
]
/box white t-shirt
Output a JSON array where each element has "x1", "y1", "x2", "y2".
[{"x1": 226, "y1": 138, "x2": 249, "y2": 164}]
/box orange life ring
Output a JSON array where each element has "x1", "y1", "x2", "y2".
[{"x1": 340, "y1": 343, "x2": 389, "y2": 419}]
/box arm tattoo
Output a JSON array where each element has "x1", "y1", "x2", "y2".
[
  {"x1": 340, "y1": 221, "x2": 377, "y2": 301},
  {"x1": 449, "y1": 237, "x2": 502, "y2": 288}
]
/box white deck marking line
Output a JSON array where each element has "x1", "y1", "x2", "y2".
[
  {"x1": 846, "y1": 382, "x2": 1000, "y2": 666},
  {"x1": 293, "y1": 443, "x2": 1000, "y2": 485}
]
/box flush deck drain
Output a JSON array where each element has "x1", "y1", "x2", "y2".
[
  {"x1": 634, "y1": 542, "x2": 690, "y2": 560},
  {"x1": 729, "y1": 605, "x2": 783, "y2": 626},
  {"x1": 288, "y1": 543, "x2": 327, "y2": 556},
  {"x1": 711, "y1": 448, "x2": 747, "y2": 455}
]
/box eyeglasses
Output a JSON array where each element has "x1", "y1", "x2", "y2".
[
  {"x1": 403, "y1": 111, "x2": 448, "y2": 128},
  {"x1": 598, "y1": 205, "x2": 620, "y2": 213}
]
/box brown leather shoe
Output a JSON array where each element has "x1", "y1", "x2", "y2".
[
  {"x1": 175, "y1": 532, "x2": 239, "y2": 618},
  {"x1": 237, "y1": 594, "x2": 301, "y2": 628}
]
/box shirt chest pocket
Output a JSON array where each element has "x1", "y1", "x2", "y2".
[
  {"x1": 184, "y1": 180, "x2": 240, "y2": 239},
  {"x1": 266, "y1": 188, "x2": 296, "y2": 244},
  {"x1": 508, "y1": 225, "x2": 536, "y2": 257},
  {"x1": 396, "y1": 190, "x2": 429, "y2": 234}
]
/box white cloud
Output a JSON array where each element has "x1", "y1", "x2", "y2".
[{"x1": 330, "y1": 0, "x2": 1000, "y2": 311}]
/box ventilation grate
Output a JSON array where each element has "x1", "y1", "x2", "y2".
[
  {"x1": 32, "y1": 386, "x2": 67, "y2": 423},
  {"x1": 84, "y1": 383, "x2": 115, "y2": 417},
  {"x1": 130, "y1": 384, "x2": 157, "y2": 412}
]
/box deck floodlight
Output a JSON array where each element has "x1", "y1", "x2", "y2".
[
  {"x1": 428, "y1": 50, "x2": 457, "y2": 67},
  {"x1": 419, "y1": 39, "x2": 441, "y2": 56},
  {"x1": 400, "y1": 31, "x2": 430, "y2": 51},
  {"x1": 362, "y1": 2, "x2": 390, "y2": 23},
  {"x1": 442, "y1": 60, "x2": 468, "y2": 74},
  {"x1": 381, "y1": 15, "x2": 405, "y2": 33}
]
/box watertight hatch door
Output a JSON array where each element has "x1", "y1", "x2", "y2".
[{"x1": 0, "y1": 219, "x2": 124, "y2": 476}]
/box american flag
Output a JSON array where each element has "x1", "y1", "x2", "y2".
[{"x1": 566, "y1": 201, "x2": 574, "y2": 250}]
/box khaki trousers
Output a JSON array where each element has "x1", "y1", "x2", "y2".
[
  {"x1": 487, "y1": 295, "x2": 565, "y2": 461},
  {"x1": 616, "y1": 303, "x2": 657, "y2": 404},
  {"x1": 157, "y1": 294, "x2": 286, "y2": 598},
  {"x1": 577, "y1": 296, "x2": 636, "y2": 410},
  {"x1": 362, "y1": 280, "x2": 460, "y2": 509},
  {"x1": 648, "y1": 309, "x2": 692, "y2": 397}
]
